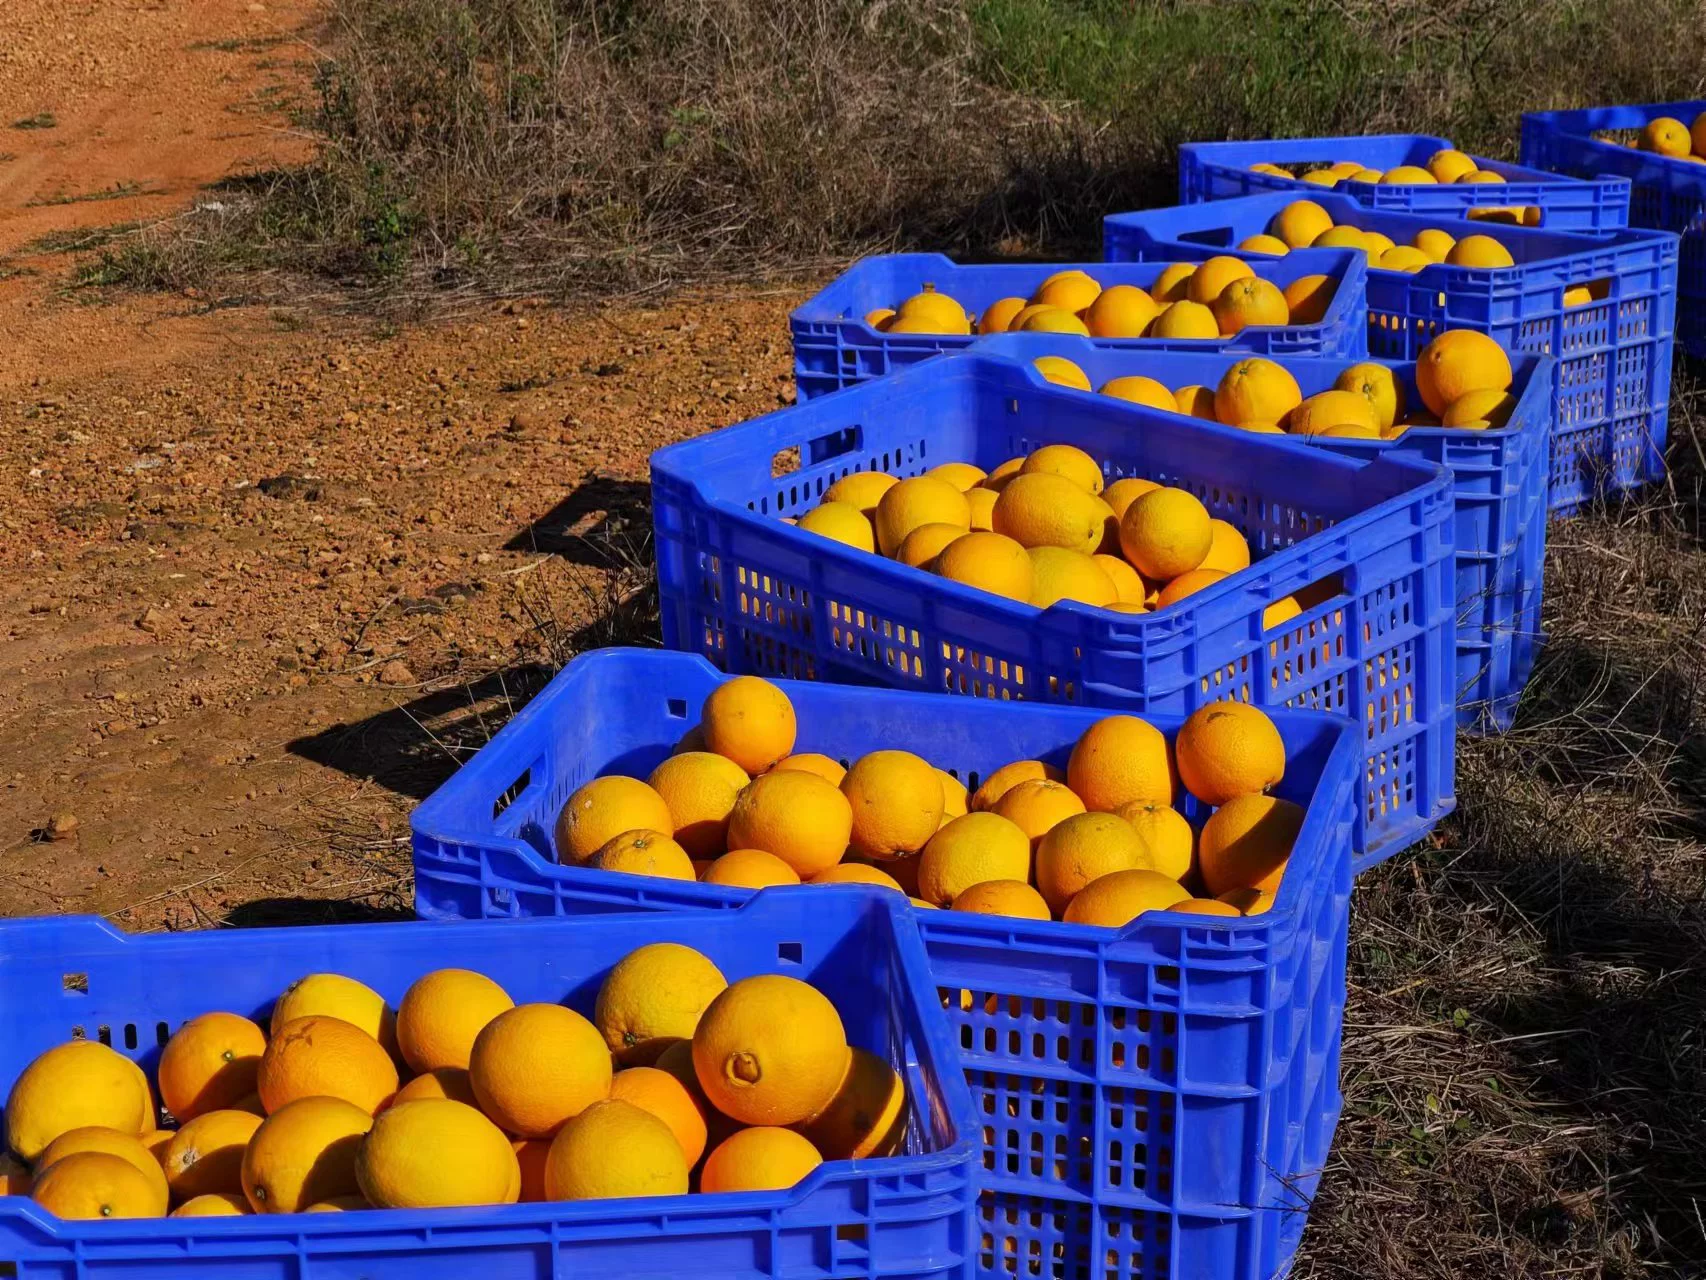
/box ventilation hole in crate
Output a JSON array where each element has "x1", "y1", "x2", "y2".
[
  {"x1": 491, "y1": 768, "x2": 531, "y2": 821},
  {"x1": 123, "y1": 1024, "x2": 138, "y2": 1050},
  {"x1": 71, "y1": 1025, "x2": 85, "y2": 1040},
  {"x1": 770, "y1": 446, "x2": 801, "y2": 478},
  {"x1": 665, "y1": 698, "x2": 688, "y2": 719},
  {"x1": 62, "y1": 973, "x2": 89, "y2": 995},
  {"x1": 97, "y1": 1025, "x2": 112, "y2": 1045},
  {"x1": 156, "y1": 1022, "x2": 171, "y2": 1046},
  {"x1": 835, "y1": 1223, "x2": 868, "y2": 1245},
  {"x1": 776, "y1": 941, "x2": 803, "y2": 965}
]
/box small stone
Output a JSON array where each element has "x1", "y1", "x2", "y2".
[
  {"x1": 137, "y1": 606, "x2": 164, "y2": 632},
  {"x1": 378, "y1": 659, "x2": 415, "y2": 687},
  {"x1": 46, "y1": 813, "x2": 79, "y2": 841}
]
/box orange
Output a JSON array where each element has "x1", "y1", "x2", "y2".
[
  {"x1": 1, "y1": 1152, "x2": 33, "y2": 1197},
  {"x1": 983, "y1": 457, "x2": 1026, "y2": 492},
  {"x1": 157, "y1": 1012, "x2": 266, "y2": 1122},
  {"x1": 1186, "y1": 255, "x2": 1255, "y2": 305},
  {"x1": 1442, "y1": 387, "x2": 1517, "y2": 429},
  {"x1": 37, "y1": 1128, "x2": 170, "y2": 1208},
  {"x1": 1115, "y1": 801, "x2": 1195, "y2": 880},
  {"x1": 173, "y1": 1192, "x2": 250, "y2": 1216},
  {"x1": 270, "y1": 973, "x2": 399, "y2": 1056},
  {"x1": 951, "y1": 880, "x2": 1052, "y2": 920},
  {"x1": 31, "y1": 1151, "x2": 167, "y2": 1221},
  {"x1": 1458, "y1": 170, "x2": 1506, "y2": 184},
  {"x1": 928, "y1": 461, "x2": 988, "y2": 492},
  {"x1": 1006, "y1": 303, "x2": 1058, "y2": 331},
  {"x1": 772, "y1": 753, "x2": 846, "y2": 786},
  {"x1": 1034, "y1": 811, "x2": 1149, "y2": 915},
  {"x1": 917, "y1": 811, "x2": 1033, "y2": 906},
  {"x1": 4, "y1": 1040, "x2": 153, "y2": 1162},
  {"x1": 1026, "y1": 547, "x2": 1118, "y2": 608},
  {"x1": 1119, "y1": 487, "x2": 1212, "y2": 580},
  {"x1": 1211, "y1": 277, "x2": 1289, "y2": 335},
  {"x1": 794, "y1": 1047, "x2": 906, "y2": 1160},
  {"x1": 1218, "y1": 886, "x2": 1277, "y2": 914},
  {"x1": 874, "y1": 475, "x2": 971, "y2": 557},
  {"x1": 1200, "y1": 519, "x2": 1251, "y2": 575},
  {"x1": 588, "y1": 828, "x2": 698, "y2": 880},
  {"x1": 1214, "y1": 357, "x2": 1302, "y2": 426},
  {"x1": 1269, "y1": 199, "x2": 1333, "y2": 249},
  {"x1": 1199, "y1": 795, "x2": 1302, "y2": 896},
  {"x1": 1415, "y1": 330, "x2": 1513, "y2": 417},
  {"x1": 1287, "y1": 389, "x2": 1380, "y2": 437},
  {"x1": 1311, "y1": 225, "x2": 1370, "y2": 257},
  {"x1": 1381, "y1": 165, "x2": 1435, "y2": 184},
  {"x1": 610, "y1": 1066, "x2": 709, "y2": 1166},
  {"x1": 970, "y1": 759, "x2": 1064, "y2": 811},
  {"x1": 1062, "y1": 869, "x2": 1192, "y2": 927},
  {"x1": 692, "y1": 975, "x2": 849, "y2": 1127},
  {"x1": 242, "y1": 1096, "x2": 373, "y2": 1213},
  {"x1": 1175, "y1": 702, "x2": 1285, "y2": 804},
  {"x1": 978, "y1": 296, "x2": 1029, "y2": 334},
  {"x1": 1174, "y1": 898, "x2": 1242, "y2": 918},
  {"x1": 357, "y1": 1099, "x2": 519, "y2": 1208},
  {"x1": 257, "y1": 1016, "x2": 397, "y2": 1117},
  {"x1": 1334, "y1": 362, "x2": 1405, "y2": 429},
  {"x1": 822, "y1": 471, "x2": 898, "y2": 519},
  {"x1": 701, "y1": 1127, "x2": 823, "y2": 1194},
  {"x1": 1021, "y1": 443, "x2": 1104, "y2": 495},
  {"x1": 396, "y1": 968, "x2": 515, "y2": 1074},
  {"x1": 1148, "y1": 300, "x2": 1219, "y2": 339},
  {"x1": 1378, "y1": 245, "x2": 1432, "y2": 272},
  {"x1": 992, "y1": 778, "x2": 1087, "y2": 849},
  {"x1": 966, "y1": 486, "x2": 999, "y2": 531},
  {"x1": 808, "y1": 862, "x2": 903, "y2": 890},
  {"x1": 1148, "y1": 262, "x2": 1197, "y2": 304},
  {"x1": 937, "y1": 769, "x2": 969, "y2": 823},
  {"x1": 897, "y1": 521, "x2": 967, "y2": 569},
  {"x1": 1030, "y1": 272, "x2": 1101, "y2": 312},
  {"x1": 470, "y1": 1003, "x2": 613, "y2": 1138},
  {"x1": 797, "y1": 501, "x2": 876, "y2": 553},
  {"x1": 842, "y1": 750, "x2": 945, "y2": 859},
  {"x1": 392, "y1": 1067, "x2": 480, "y2": 1107},
  {"x1": 1083, "y1": 285, "x2": 1160, "y2": 338},
  {"x1": 1641, "y1": 117, "x2": 1691, "y2": 157},
  {"x1": 1298, "y1": 169, "x2": 1339, "y2": 188},
  {"x1": 1157, "y1": 567, "x2": 1228, "y2": 608},
  {"x1": 863, "y1": 307, "x2": 895, "y2": 330},
  {"x1": 555, "y1": 775, "x2": 675, "y2": 864},
  {"x1": 701, "y1": 675, "x2": 798, "y2": 775},
  {"x1": 163, "y1": 1109, "x2": 263, "y2": 1200},
  {"x1": 1174, "y1": 384, "x2": 1219, "y2": 418},
  {"x1": 545, "y1": 1099, "x2": 689, "y2": 1200},
  {"x1": 1446, "y1": 234, "x2": 1515, "y2": 268},
  {"x1": 1427, "y1": 149, "x2": 1478, "y2": 183},
  {"x1": 1281, "y1": 275, "x2": 1334, "y2": 324},
  {"x1": 303, "y1": 1194, "x2": 370, "y2": 1212},
  {"x1": 512, "y1": 1138, "x2": 551, "y2": 1202},
  {"x1": 1067, "y1": 715, "x2": 1174, "y2": 812},
  {"x1": 727, "y1": 770, "x2": 855, "y2": 879},
  {"x1": 894, "y1": 287, "x2": 969, "y2": 333},
  {"x1": 994, "y1": 473, "x2": 1108, "y2": 554},
  {"x1": 1237, "y1": 233, "x2": 1290, "y2": 256},
  {"x1": 936, "y1": 530, "x2": 1035, "y2": 602},
  {"x1": 886, "y1": 853, "x2": 923, "y2": 896},
  {"x1": 141, "y1": 1128, "x2": 175, "y2": 1160},
  {"x1": 1094, "y1": 554, "x2": 1147, "y2": 604},
  {"x1": 1018, "y1": 308, "x2": 1091, "y2": 336},
  {"x1": 1099, "y1": 376, "x2": 1176, "y2": 412},
  {"x1": 595, "y1": 942, "x2": 728, "y2": 1066},
  {"x1": 701, "y1": 848, "x2": 802, "y2": 889},
  {"x1": 1412, "y1": 228, "x2": 1455, "y2": 262},
  {"x1": 1032, "y1": 355, "x2": 1092, "y2": 389}
]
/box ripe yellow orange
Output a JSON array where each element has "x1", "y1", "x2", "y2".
[
  {"x1": 1148, "y1": 300, "x2": 1219, "y2": 339},
  {"x1": 31, "y1": 1151, "x2": 167, "y2": 1221},
  {"x1": 1200, "y1": 519, "x2": 1251, "y2": 575},
  {"x1": 951, "y1": 880, "x2": 1052, "y2": 920},
  {"x1": 1083, "y1": 285, "x2": 1160, "y2": 338},
  {"x1": 1119, "y1": 487, "x2": 1212, "y2": 580},
  {"x1": 1006, "y1": 303, "x2": 1057, "y2": 332},
  {"x1": 1415, "y1": 330, "x2": 1513, "y2": 416},
  {"x1": 242, "y1": 1096, "x2": 373, "y2": 1213},
  {"x1": 864, "y1": 307, "x2": 894, "y2": 331},
  {"x1": 978, "y1": 296, "x2": 1029, "y2": 335},
  {"x1": 1269, "y1": 199, "x2": 1334, "y2": 249},
  {"x1": 897, "y1": 521, "x2": 968, "y2": 569},
  {"x1": 163, "y1": 1109, "x2": 263, "y2": 1200},
  {"x1": 1067, "y1": 715, "x2": 1174, "y2": 812},
  {"x1": 1062, "y1": 869, "x2": 1191, "y2": 927},
  {"x1": 1175, "y1": 702, "x2": 1285, "y2": 805},
  {"x1": 1115, "y1": 801, "x2": 1195, "y2": 880},
  {"x1": 1211, "y1": 277, "x2": 1289, "y2": 335},
  {"x1": 1186, "y1": 256, "x2": 1255, "y2": 305},
  {"x1": 156, "y1": 1013, "x2": 265, "y2": 1123},
  {"x1": 700, "y1": 1127, "x2": 823, "y2": 1194},
  {"x1": 917, "y1": 811, "x2": 1032, "y2": 906},
  {"x1": 1238, "y1": 419, "x2": 1284, "y2": 434},
  {"x1": 1641, "y1": 117, "x2": 1692, "y2": 157},
  {"x1": 595, "y1": 942, "x2": 727, "y2": 1067},
  {"x1": 935, "y1": 531, "x2": 1035, "y2": 602},
  {"x1": 701, "y1": 848, "x2": 801, "y2": 888},
  {"x1": 822, "y1": 472, "x2": 898, "y2": 518},
  {"x1": 395, "y1": 970, "x2": 515, "y2": 1078},
  {"x1": 1249, "y1": 162, "x2": 1290, "y2": 176},
  {"x1": 545, "y1": 1099, "x2": 689, "y2": 1200},
  {"x1": 1361, "y1": 230, "x2": 1397, "y2": 257},
  {"x1": 937, "y1": 769, "x2": 969, "y2": 823},
  {"x1": 994, "y1": 473, "x2": 1108, "y2": 553},
  {"x1": 772, "y1": 753, "x2": 846, "y2": 786},
  {"x1": 1198, "y1": 795, "x2": 1303, "y2": 896},
  {"x1": 1347, "y1": 168, "x2": 1384, "y2": 183},
  {"x1": 965, "y1": 486, "x2": 998, "y2": 531},
  {"x1": 1019, "y1": 307, "x2": 1092, "y2": 336},
  {"x1": 895, "y1": 287, "x2": 969, "y2": 333},
  {"x1": 1378, "y1": 245, "x2": 1432, "y2": 272},
  {"x1": 992, "y1": 778, "x2": 1087, "y2": 848},
  {"x1": 1215, "y1": 357, "x2": 1303, "y2": 426},
  {"x1": 37, "y1": 1127, "x2": 170, "y2": 1208},
  {"x1": 1092, "y1": 554, "x2": 1146, "y2": 604},
  {"x1": 1412, "y1": 228, "x2": 1455, "y2": 262},
  {"x1": 838, "y1": 748, "x2": 951, "y2": 860},
  {"x1": 1032, "y1": 355, "x2": 1092, "y2": 389},
  {"x1": 970, "y1": 759, "x2": 1064, "y2": 811},
  {"x1": 1148, "y1": 262, "x2": 1197, "y2": 304},
  {"x1": 355, "y1": 1098, "x2": 519, "y2": 1208},
  {"x1": 1446, "y1": 234, "x2": 1515, "y2": 268},
  {"x1": 0, "y1": 1152, "x2": 33, "y2": 1198},
  {"x1": 1174, "y1": 898, "x2": 1242, "y2": 918},
  {"x1": 1101, "y1": 479, "x2": 1161, "y2": 523},
  {"x1": 1030, "y1": 272, "x2": 1101, "y2": 312},
  {"x1": 1459, "y1": 170, "x2": 1506, "y2": 185},
  {"x1": 392, "y1": 1067, "x2": 480, "y2": 1107},
  {"x1": 1287, "y1": 389, "x2": 1380, "y2": 437},
  {"x1": 1334, "y1": 362, "x2": 1405, "y2": 429},
  {"x1": 797, "y1": 501, "x2": 876, "y2": 553},
  {"x1": 645, "y1": 751, "x2": 750, "y2": 860},
  {"x1": 511, "y1": 1139, "x2": 550, "y2": 1202},
  {"x1": 1328, "y1": 160, "x2": 1369, "y2": 178},
  {"x1": 1021, "y1": 443, "x2": 1104, "y2": 495},
  {"x1": 810, "y1": 862, "x2": 904, "y2": 891},
  {"x1": 1427, "y1": 149, "x2": 1478, "y2": 183},
  {"x1": 1281, "y1": 275, "x2": 1334, "y2": 324},
  {"x1": 928, "y1": 462, "x2": 987, "y2": 492},
  {"x1": 874, "y1": 476, "x2": 971, "y2": 558},
  {"x1": 1442, "y1": 388, "x2": 1517, "y2": 429},
  {"x1": 1156, "y1": 567, "x2": 1228, "y2": 608},
  {"x1": 1298, "y1": 169, "x2": 1339, "y2": 188},
  {"x1": 795, "y1": 1047, "x2": 906, "y2": 1160},
  {"x1": 173, "y1": 1192, "x2": 250, "y2": 1216},
  {"x1": 727, "y1": 770, "x2": 854, "y2": 879},
  {"x1": 610, "y1": 1067, "x2": 709, "y2": 1166},
  {"x1": 555, "y1": 775, "x2": 675, "y2": 865},
  {"x1": 1218, "y1": 886, "x2": 1277, "y2": 914},
  {"x1": 1027, "y1": 547, "x2": 1118, "y2": 608},
  {"x1": 1099, "y1": 375, "x2": 1175, "y2": 411},
  {"x1": 256, "y1": 1015, "x2": 397, "y2": 1119},
  {"x1": 1035, "y1": 812, "x2": 1149, "y2": 915},
  {"x1": 1174, "y1": 384, "x2": 1219, "y2": 418},
  {"x1": 587, "y1": 829, "x2": 697, "y2": 881},
  {"x1": 1382, "y1": 165, "x2": 1436, "y2": 184},
  {"x1": 693, "y1": 975, "x2": 849, "y2": 1126},
  {"x1": 1237, "y1": 233, "x2": 1290, "y2": 256},
  {"x1": 1311, "y1": 225, "x2": 1370, "y2": 257},
  {"x1": 470, "y1": 1003, "x2": 613, "y2": 1138}
]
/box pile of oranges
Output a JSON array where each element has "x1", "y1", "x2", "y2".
[
  {"x1": 1035, "y1": 327, "x2": 1517, "y2": 438},
  {"x1": 861, "y1": 263, "x2": 1335, "y2": 342},
  {"x1": 2, "y1": 948, "x2": 899, "y2": 1220},
  {"x1": 554, "y1": 675, "x2": 1301, "y2": 925},
  {"x1": 1249, "y1": 148, "x2": 1541, "y2": 225},
  {"x1": 1617, "y1": 113, "x2": 1706, "y2": 164}
]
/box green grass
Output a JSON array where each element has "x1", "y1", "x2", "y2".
[{"x1": 25, "y1": 182, "x2": 149, "y2": 208}]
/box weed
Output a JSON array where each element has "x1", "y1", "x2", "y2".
[
  {"x1": 9, "y1": 112, "x2": 56, "y2": 130},
  {"x1": 25, "y1": 182, "x2": 150, "y2": 209}
]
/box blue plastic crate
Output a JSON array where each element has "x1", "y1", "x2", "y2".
[
  {"x1": 1102, "y1": 191, "x2": 1678, "y2": 516},
  {"x1": 651, "y1": 352, "x2": 1457, "y2": 867},
  {"x1": 967, "y1": 333, "x2": 1552, "y2": 733},
  {"x1": 790, "y1": 249, "x2": 1368, "y2": 400},
  {"x1": 409, "y1": 648, "x2": 1363, "y2": 1280},
  {"x1": 1179, "y1": 133, "x2": 1632, "y2": 231},
  {"x1": 1522, "y1": 101, "x2": 1706, "y2": 359},
  {"x1": 0, "y1": 891, "x2": 976, "y2": 1280}
]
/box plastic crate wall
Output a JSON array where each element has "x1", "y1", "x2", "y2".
[
  {"x1": 1522, "y1": 102, "x2": 1706, "y2": 359},
  {"x1": 1103, "y1": 191, "x2": 1677, "y2": 515},
  {"x1": 1178, "y1": 133, "x2": 1632, "y2": 231},
  {"x1": 0, "y1": 892, "x2": 977, "y2": 1280},
  {"x1": 407, "y1": 649, "x2": 1364, "y2": 1280},
  {"x1": 790, "y1": 250, "x2": 1368, "y2": 401},
  {"x1": 652, "y1": 353, "x2": 1457, "y2": 868}
]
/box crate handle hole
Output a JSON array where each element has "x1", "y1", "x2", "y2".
[
  {"x1": 491, "y1": 768, "x2": 531, "y2": 821},
  {"x1": 666, "y1": 698, "x2": 689, "y2": 719},
  {"x1": 62, "y1": 973, "x2": 89, "y2": 995},
  {"x1": 1266, "y1": 571, "x2": 1345, "y2": 630},
  {"x1": 777, "y1": 941, "x2": 803, "y2": 965},
  {"x1": 805, "y1": 425, "x2": 863, "y2": 468}
]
